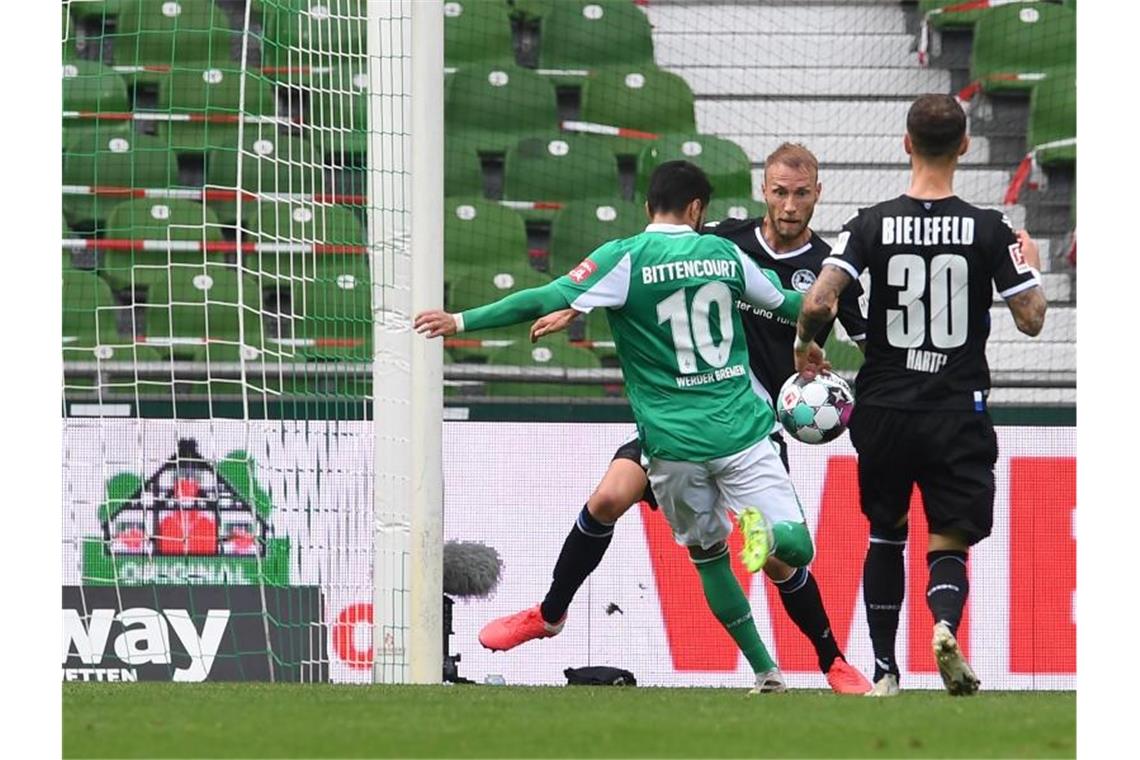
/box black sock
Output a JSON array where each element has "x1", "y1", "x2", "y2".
[
  {"x1": 539, "y1": 505, "x2": 614, "y2": 624},
  {"x1": 773, "y1": 567, "x2": 843, "y2": 674},
  {"x1": 926, "y1": 550, "x2": 969, "y2": 635},
  {"x1": 864, "y1": 524, "x2": 907, "y2": 682}
]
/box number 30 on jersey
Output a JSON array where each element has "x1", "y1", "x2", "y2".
[{"x1": 886, "y1": 253, "x2": 969, "y2": 349}]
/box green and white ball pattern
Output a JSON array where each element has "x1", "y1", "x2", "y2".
[{"x1": 777, "y1": 373, "x2": 855, "y2": 444}]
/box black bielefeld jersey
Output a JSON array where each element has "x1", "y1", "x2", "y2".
[
  {"x1": 708, "y1": 218, "x2": 868, "y2": 404},
  {"x1": 824, "y1": 194, "x2": 1038, "y2": 411}
]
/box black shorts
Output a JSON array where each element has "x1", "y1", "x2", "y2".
[
  {"x1": 611, "y1": 437, "x2": 657, "y2": 508},
  {"x1": 848, "y1": 405, "x2": 998, "y2": 545},
  {"x1": 611, "y1": 432, "x2": 792, "y2": 510}
]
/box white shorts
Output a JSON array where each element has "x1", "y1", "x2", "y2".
[{"x1": 647, "y1": 437, "x2": 805, "y2": 550}]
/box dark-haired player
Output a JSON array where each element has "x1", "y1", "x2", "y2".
[
  {"x1": 419, "y1": 160, "x2": 820, "y2": 693},
  {"x1": 476, "y1": 144, "x2": 873, "y2": 695},
  {"x1": 795, "y1": 94, "x2": 1048, "y2": 697}
]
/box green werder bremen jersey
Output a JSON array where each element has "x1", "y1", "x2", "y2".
[{"x1": 459, "y1": 223, "x2": 803, "y2": 461}]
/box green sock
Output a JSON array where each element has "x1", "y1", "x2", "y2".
[
  {"x1": 694, "y1": 550, "x2": 776, "y2": 673},
  {"x1": 772, "y1": 520, "x2": 815, "y2": 567}
]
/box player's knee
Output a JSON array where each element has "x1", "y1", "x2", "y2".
[
  {"x1": 763, "y1": 556, "x2": 795, "y2": 582},
  {"x1": 688, "y1": 542, "x2": 728, "y2": 562},
  {"x1": 781, "y1": 537, "x2": 814, "y2": 567},
  {"x1": 928, "y1": 530, "x2": 969, "y2": 553},
  {"x1": 587, "y1": 489, "x2": 636, "y2": 524},
  {"x1": 870, "y1": 519, "x2": 909, "y2": 545},
  {"x1": 773, "y1": 522, "x2": 814, "y2": 567}
]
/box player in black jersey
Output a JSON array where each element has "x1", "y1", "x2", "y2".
[
  {"x1": 794, "y1": 95, "x2": 1048, "y2": 697},
  {"x1": 477, "y1": 144, "x2": 874, "y2": 695}
]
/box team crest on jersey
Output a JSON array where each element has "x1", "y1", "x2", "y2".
[
  {"x1": 568, "y1": 259, "x2": 598, "y2": 283},
  {"x1": 791, "y1": 269, "x2": 817, "y2": 293}
]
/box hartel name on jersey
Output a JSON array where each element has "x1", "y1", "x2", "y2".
[
  {"x1": 676, "y1": 363, "x2": 746, "y2": 388},
  {"x1": 882, "y1": 216, "x2": 975, "y2": 247},
  {"x1": 642, "y1": 259, "x2": 738, "y2": 285},
  {"x1": 907, "y1": 348, "x2": 949, "y2": 374}
]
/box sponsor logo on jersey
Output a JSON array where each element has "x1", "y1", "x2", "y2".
[
  {"x1": 568, "y1": 259, "x2": 598, "y2": 283},
  {"x1": 791, "y1": 269, "x2": 816, "y2": 293},
  {"x1": 1008, "y1": 242, "x2": 1031, "y2": 274}
]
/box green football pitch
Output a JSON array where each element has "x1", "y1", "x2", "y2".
[{"x1": 63, "y1": 683, "x2": 1074, "y2": 758}]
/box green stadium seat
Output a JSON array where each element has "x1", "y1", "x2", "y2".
[
  {"x1": 125, "y1": 263, "x2": 267, "y2": 401},
  {"x1": 970, "y1": 3, "x2": 1076, "y2": 91},
  {"x1": 62, "y1": 265, "x2": 170, "y2": 393},
  {"x1": 155, "y1": 70, "x2": 278, "y2": 152},
  {"x1": 62, "y1": 61, "x2": 129, "y2": 114},
  {"x1": 111, "y1": 0, "x2": 235, "y2": 70},
  {"x1": 444, "y1": 260, "x2": 549, "y2": 363},
  {"x1": 636, "y1": 133, "x2": 752, "y2": 200},
  {"x1": 70, "y1": 1, "x2": 131, "y2": 22},
  {"x1": 547, "y1": 200, "x2": 644, "y2": 275},
  {"x1": 299, "y1": 64, "x2": 370, "y2": 155},
  {"x1": 919, "y1": 0, "x2": 1044, "y2": 29},
  {"x1": 63, "y1": 133, "x2": 179, "y2": 229},
  {"x1": 445, "y1": 253, "x2": 547, "y2": 314},
  {"x1": 262, "y1": 0, "x2": 366, "y2": 69},
  {"x1": 706, "y1": 197, "x2": 767, "y2": 224},
  {"x1": 101, "y1": 198, "x2": 226, "y2": 286},
  {"x1": 62, "y1": 266, "x2": 130, "y2": 362},
  {"x1": 445, "y1": 136, "x2": 486, "y2": 197},
  {"x1": 205, "y1": 130, "x2": 328, "y2": 222},
  {"x1": 1028, "y1": 68, "x2": 1076, "y2": 165},
  {"x1": 445, "y1": 65, "x2": 559, "y2": 155},
  {"x1": 444, "y1": 0, "x2": 516, "y2": 67},
  {"x1": 277, "y1": 254, "x2": 372, "y2": 361},
  {"x1": 537, "y1": 0, "x2": 654, "y2": 70},
  {"x1": 579, "y1": 67, "x2": 696, "y2": 156},
  {"x1": 502, "y1": 134, "x2": 620, "y2": 204},
  {"x1": 485, "y1": 333, "x2": 605, "y2": 398},
  {"x1": 243, "y1": 201, "x2": 366, "y2": 281},
  {"x1": 509, "y1": 0, "x2": 554, "y2": 22},
  {"x1": 445, "y1": 198, "x2": 529, "y2": 270}
]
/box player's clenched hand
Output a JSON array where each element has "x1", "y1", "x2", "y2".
[
  {"x1": 530, "y1": 308, "x2": 580, "y2": 343},
  {"x1": 1016, "y1": 229, "x2": 1041, "y2": 270},
  {"x1": 794, "y1": 341, "x2": 831, "y2": 381},
  {"x1": 413, "y1": 310, "x2": 458, "y2": 338}
]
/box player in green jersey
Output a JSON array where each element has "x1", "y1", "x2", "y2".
[{"x1": 415, "y1": 161, "x2": 823, "y2": 693}]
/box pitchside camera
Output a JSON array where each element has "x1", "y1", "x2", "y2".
[{"x1": 442, "y1": 541, "x2": 503, "y2": 683}]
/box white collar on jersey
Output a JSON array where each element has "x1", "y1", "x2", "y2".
[
  {"x1": 645, "y1": 223, "x2": 697, "y2": 235},
  {"x1": 754, "y1": 226, "x2": 813, "y2": 259}
]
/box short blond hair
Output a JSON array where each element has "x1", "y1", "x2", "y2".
[{"x1": 763, "y1": 143, "x2": 819, "y2": 182}]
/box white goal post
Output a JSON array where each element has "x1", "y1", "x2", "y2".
[{"x1": 369, "y1": 0, "x2": 444, "y2": 684}]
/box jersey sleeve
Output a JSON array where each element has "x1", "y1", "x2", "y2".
[
  {"x1": 459, "y1": 281, "x2": 572, "y2": 332},
  {"x1": 735, "y1": 245, "x2": 803, "y2": 321},
  {"x1": 823, "y1": 212, "x2": 867, "y2": 281},
  {"x1": 836, "y1": 275, "x2": 867, "y2": 342},
  {"x1": 551, "y1": 240, "x2": 633, "y2": 313},
  {"x1": 989, "y1": 212, "x2": 1040, "y2": 300}
]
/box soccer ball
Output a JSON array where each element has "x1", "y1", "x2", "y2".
[{"x1": 777, "y1": 373, "x2": 854, "y2": 444}]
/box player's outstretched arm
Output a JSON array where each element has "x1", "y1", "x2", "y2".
[
  {"x1": 796, "y1": 265, "x2": 852, "y2": 372},
  {"x1": 413, "y1": 281, "x2": 573, "y2": 339},
  {"x1": 1004, "y1": 230, "x2": 1048, "y2": 337}
]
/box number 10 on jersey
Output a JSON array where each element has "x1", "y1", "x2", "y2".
[{"x1": 656, "y1": 282, "x2": 735, "y2": 374}]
